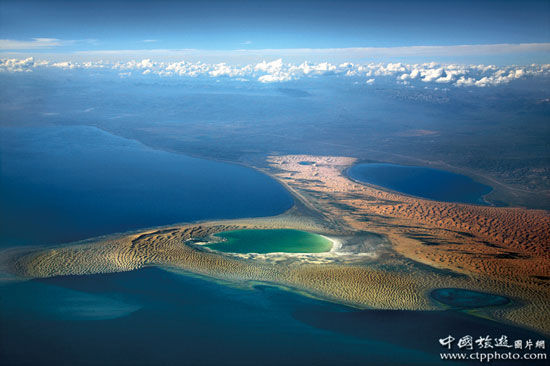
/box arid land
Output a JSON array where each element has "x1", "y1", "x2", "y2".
[{"x1": 3, "y1": 154, "x2": 549, "y2": 335}]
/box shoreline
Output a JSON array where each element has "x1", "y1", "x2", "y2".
[
  {"x1": 1, "y1": 153, "x2": 549, "y2": 336},
  {"x1": 343, "y1": 163, "x2": 496, "y2": 208},
  {"x1": 193, "y1": 229, "x2": 342, "y2": 256}
]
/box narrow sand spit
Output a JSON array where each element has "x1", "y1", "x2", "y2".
[{"x1": 4, "y1": 154, "x2": 549, "y2": 335}]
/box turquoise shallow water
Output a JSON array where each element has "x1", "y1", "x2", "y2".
[
  {"x1": 0, "y1": 268, "x2": 541, "y2": 366},
  {"x1": 0, "y1": 126, "x2": 541, "y2": 365},
  {"x1": 347, "y1": 163, "x2": 492, "y2": 205},
  {"x1": 207, "y1": 229, "x2": 333, "y2": 253}
]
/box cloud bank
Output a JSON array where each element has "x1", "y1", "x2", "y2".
[
  {"x1": 0, "y1": 38, "x2": 67, "y2": 50},
  {"x1": 1, "y1": 41, "x2": 549, "y2": 64},
  {"x1": 2, "y1": 40, "x2": 546, "y2": 55},
  {"x1": 1, "y1": 57, "x2": 549, "y2": 88}
]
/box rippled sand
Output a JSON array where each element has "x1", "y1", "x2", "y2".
[
  {"x1": 3, "y1": 154, "x2": 549, "y2": 335},
  {"x1": 266, "y1": 155, "x2": 550, "y2": 333}
]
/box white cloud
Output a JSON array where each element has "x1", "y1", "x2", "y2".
[
  {"x1": 258, "y1": 74, "x2": 292, "y2": 83},
  {"x1": 0, "y1": 57, "x2": 37, "y2": 72},
  {"x1": 254, "y1": 58, "x2": 283, "y2": 73},
  {"x1": 254, "y1": 59, "x2": 295, "y2": 82},
  {"x1": 69, "y1": 43, "x2": 550, "y2": 63},
  {"x1": 456, "y1": 76, "x2": 476, "y2": 87},
  {"x1": 0, "y1": 38, "x2": 66, "y2": 50},
  {"x1": 51, "y1": 61, "x2": 76, "y2": 69},
  {"x1": 420, "y1": 67, "x2": 444, "y2": 82},
  {"x1": 209, "y1": 63, "x2": 246, "y2": 77},
  {"x1": 0, "y1": 56, "x2": 548, "y2": 87}
]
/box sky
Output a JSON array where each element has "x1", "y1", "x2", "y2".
[{"x1": 0, "y1": 0, "x2": 549, "y2": 64}]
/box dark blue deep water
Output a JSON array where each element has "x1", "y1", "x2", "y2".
[
  {"x1": 0, "y1": 268, "x2": 541, "y2": 366},
  {"x1": 0, "y1": 126, "x2": 540, "y2": 366},
  {"x1": 431, "y1": 288, "x2": 510, "y2": 308},
  {"x1": 0, "y1": 125, "x2": 292, "y2": 247},
  {"x1": 347, "y1": 163, "x2": 492, "y2": 205}
]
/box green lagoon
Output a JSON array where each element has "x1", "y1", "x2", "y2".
[{"x1": 206, "y1": 229, "x2": 333, "y2": 254}]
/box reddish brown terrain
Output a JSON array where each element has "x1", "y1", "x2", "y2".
[{"x1": 7, "y1": 154, "x2": 550, "y2": 335}]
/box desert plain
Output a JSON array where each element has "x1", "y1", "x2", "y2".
[{"x1": 4, "y1": 154, "x2": 550, "y2": 335}]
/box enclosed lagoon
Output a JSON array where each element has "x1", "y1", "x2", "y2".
[
  {"x1": 347, "y1": 163, "x2": 492, "y2": 205},
  {"x1": 1, "y1": 268, "x2": 539, "y2": 366},
  {"x1": 206, "y1": 229, "x2": 333, "y2": 253},
  {"x1": 431, "y1": 288, "x2": 510, "y2": 308}
]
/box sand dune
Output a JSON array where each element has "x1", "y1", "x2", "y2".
[{"x1": 4, "y1": 154, "x2": 549, "y2": 335}]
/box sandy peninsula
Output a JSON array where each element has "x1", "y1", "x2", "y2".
[{"x1": 3, "y1": 154, "x2": 550, "y2": 335}]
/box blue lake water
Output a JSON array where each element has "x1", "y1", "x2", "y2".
[
  {"x1": 347, "y1": 163, "x2": 492, "y2": 205},
  {"x1": 0, "y1": 268, "x2": 541, "y2": 366},
  {"x1": 0, "y1": 125, "x2": 293, "y2": 247},
  {"x1": 431, "y1": 288, "x2": 510, "y2": 309},
  {"x1": 0, "y1": 125, "x2": 538, "y2": 365}
]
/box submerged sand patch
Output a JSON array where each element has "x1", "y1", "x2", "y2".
[{"x1": 3, "y1": 154, "x2": 549, "y2": 335}]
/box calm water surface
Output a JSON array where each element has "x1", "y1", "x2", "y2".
[
  {"x1": 0, "y1": 268, "x2": 541, "y2": 366},
  {"x1": 431, "y1": 288, "x2": 510, "y2": 308},
  {"x1": 0, "y1": 126, "x2": 539, "y2": 366},
  {"x1": 208, "y1": 229, "x2": 333, "y2": 253},
  {"x1": 347, "y1": 163, "x2": 492, "y2": 205},
  {"x1": 0, "y1": 125, "x2": 292, "y2": 247}
]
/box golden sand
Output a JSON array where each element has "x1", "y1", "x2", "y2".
[{"x1": 4, "y1": 154, "x2": 550, "y2": 335}]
